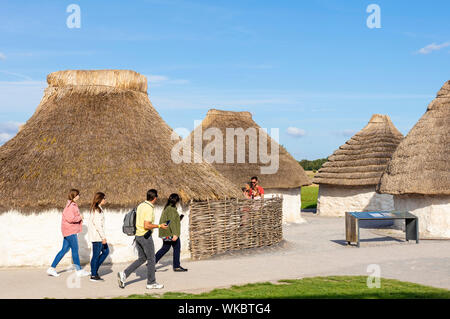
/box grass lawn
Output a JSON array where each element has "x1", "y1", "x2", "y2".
[
  {"x1": 118, "y1": 276, "x2": 450, "y2": 299},
  {"x1": 301, "y1": 185, "x2": 318, "y2": 209}
]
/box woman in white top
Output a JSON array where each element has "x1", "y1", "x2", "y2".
[{"x1": 88, "y1": 192, "x2": 109, "y2": 282}]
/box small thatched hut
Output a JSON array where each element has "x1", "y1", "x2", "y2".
[
  {"x1": 377, "y1": 81, "x2": 450, "y2": 238},
  {"x1": 186, "y1": 109, "x2": 311, "y2": 224},
  {"x1": 0, "y1": 70, "x2": 243, "y2": 267},
  {"x1": 314, "y1": 114, "x2": 403, "y2": 216}
]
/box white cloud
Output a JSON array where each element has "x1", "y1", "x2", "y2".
[
  {"x1": 333, "y1": 129, "x2": 358, "y2": 137},
  {"x1": 417, "y1": 42, "x2": 450, "y2": 55},
  {"x1": 0, "y1": 121, "x2": 23, "y2": 133},
  {"x1": 0, "y1": 122, "x2": 24, "y2": 145},
  {"x1": 145, "y1": 74, "x2": 189, "y2": 86},
  {"x1": 0, "y1": 52, "x2": 6, "y2": 60},
  {"x1": 286, "y1": 127, "x2": 306, "y2": 138},
  {"x1": 0, "y1": 133, "x2": 13, "y2": 144},
  {"x1": 147, "y1": 75, "x2": 169, "y2": 83}
]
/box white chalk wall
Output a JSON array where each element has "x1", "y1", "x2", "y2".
[
  {"x1": 0, "y1": 204, "x2": 191, "y2": 268},
  {"x1": 265, "y1": 187, "x2": 305, "y2": 224},
  {"x1": 317, "y1": 185, "x2": 394, "y2": 217},
  {"x1": 393, "y1": 195, "x2": 450, "y2": 239}
]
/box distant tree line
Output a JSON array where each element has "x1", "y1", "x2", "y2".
[{"x1": 298, "y1": 158, "x2": 328, "y2": 171}]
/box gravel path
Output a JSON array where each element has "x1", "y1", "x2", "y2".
[{"x1": 1, "y1": 213, "x2": 449, "y2": 299}]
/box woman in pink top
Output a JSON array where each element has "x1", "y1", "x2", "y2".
[{"x1": 47, "y1": 189, "x2": 90, "y2": 277}]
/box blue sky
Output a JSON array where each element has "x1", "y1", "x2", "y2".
[{"x1": 0, "y1": 0, "x2": 449, "y2": 159}]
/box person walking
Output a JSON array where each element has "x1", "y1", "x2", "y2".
[
  {"x1": 155, "y1": 193, "x2": 188, "y2": 272},
  {"x1": 47, "y1": 189, "x2": 90, "y2": 277},
  {"x1": 88, "y1": 192, "x2": 109, "y2": 282},
  {"x1": 117, "y1": 189, "x2": 168, "y2": 289}
]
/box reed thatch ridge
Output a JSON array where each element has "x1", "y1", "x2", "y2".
[
  {"x1": 47, "y1": 69, "x2": 148, "y2": 93},
  {"x1": 0, "y1": 70, "x2": 243, "y2": 213},
  {"x1": 187, "y1": 109, "x2": 311, "y2": 189},
  {"x1": 314, "y1": 114, "x2": 403, "y2": 186},
  {"x1": 377, "y1": 81, "x2": 450, "y2": 195}
]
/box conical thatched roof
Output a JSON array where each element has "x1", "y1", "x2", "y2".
[
  {"x1": 186, "y1": 109, "x2": 311, "y2": 189},
  {"x1": 377, "y1": 81, "x2": 450, "y2": 195},
  {"x1": 314, "y1": 114, "x2": 403, "y2": 186},
  {"x1": 0, "y1": 70, "x2": 242, "y2": 213}
]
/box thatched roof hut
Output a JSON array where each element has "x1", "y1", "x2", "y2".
[
  {"x1": 190, "y1": 109, "x2": 311, "y2": 188},
  {"x1": 314, "y1": 114, "x2": 403, "y2": 186},
  {"x1": 0, "y1": 70, "x2": 246, "y2": 267},
  {"x1": 377, "y1": 81, "x2": 450, "y2": 238},
  {"x1": 187, "y1": 109, "x2": 311, "y2": 223},
  {"x1": 377, "y1": 82, "x2": 450, "y2": 195},
  {"x1": 0, "y1": 70, "x2": 242, "y2": 214},
  {"x1": 314, "y1": 114, "x2": 403, "y2": 216}
]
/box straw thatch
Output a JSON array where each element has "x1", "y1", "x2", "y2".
[
  {"x1": 314, "y1": 114, "x2": 403, "y2": 186},
  {"x1": 377, "y1": 81, "x2": 450, "y2": 195},
  {"x1": 0, "y1": 70, "x2": 242, "y2": 213},
  {"x1": 187, "y1": 109, "x2": 311, "y2": 189}
]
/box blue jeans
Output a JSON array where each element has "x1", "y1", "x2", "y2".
[
  {"x1": 51, "y1": 234, "x2": 81, "y2": 270},
  {"x1": 90, "y1": 242, "x2": 109, "y2": 277},
  {"x1": 155, "y1": 238, "x2": 181, "y2": 269}
]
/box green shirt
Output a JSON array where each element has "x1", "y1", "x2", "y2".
[{"x1": 158, "y1": 206, "x2": 181, "y2": 238}]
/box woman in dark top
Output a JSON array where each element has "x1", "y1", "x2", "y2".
[{"x1": 155, "y1": 193, "x2": 188, "y2": 272}]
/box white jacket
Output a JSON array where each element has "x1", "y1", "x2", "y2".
[{"x1": 88, "y1": 207, "x2": 106, "y2": 242}]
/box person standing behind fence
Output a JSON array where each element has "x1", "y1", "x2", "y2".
[
  {"x1": 88, "y1": 192, "x2": 109, "y2": 282},
  {"x1": 155, "y1": 193, "x2": 188, "y2": 272},
  {"x1": 251, "y1": 176, "x2": 264, "y2": 199},
  {"x1": 47, "y1": 189, "x2": 90, "y2": 278},
  {"x1": 242, "y1": 183, "x2": 252, "y2": 199},
  {"x1": 117, "y1": 189, "x2": 168, "y2": 289}
]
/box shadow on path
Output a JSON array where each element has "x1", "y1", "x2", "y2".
[{"x1": 331, "y1": 236, "x2": 405, "y2": 247}]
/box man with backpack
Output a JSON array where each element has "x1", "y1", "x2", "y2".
[{"x1": 118, "y1": 189, "x2": 168, "y2": 289}]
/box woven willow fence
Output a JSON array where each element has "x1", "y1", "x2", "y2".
[{"x1": 189, "y1": 197, "x2": 283, "y2": 260}]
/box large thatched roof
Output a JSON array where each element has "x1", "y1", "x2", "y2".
[
  {"x1": 314, "y1": 114, "x2": 403, "y2": 186},
  {"x1": 0, "y1": 70, "x2": 242, "y2": 213},
  {"x1": 186, "y1": 109, "x2": 311, "y2": 189},
  {"x1": 377, "y1": 81, "x2": 450, "y2": 195}
]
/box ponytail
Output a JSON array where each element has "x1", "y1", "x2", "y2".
[{"x1": 67, "y1": 188, "x2": 80, "y2": 207}]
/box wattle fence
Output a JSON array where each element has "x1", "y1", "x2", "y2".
[{"x1": 188, "y1": 197, "x2": 283, "y2": 260}]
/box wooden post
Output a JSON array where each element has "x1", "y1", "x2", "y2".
[{"x1": 345, "y1": 212, "x2": 358, "y2": 244}]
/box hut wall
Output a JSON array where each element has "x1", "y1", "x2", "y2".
[
  {"x1": 317, "y1": 185, "x2": 394, "y2": 216},
  {"x1": 0, "y1": 204, "x2": 191, "y2": 268},
  {"x1": 189, "y1": 197, "x2": 283, "y2": 260},
  {"x1": 393, "y1": 195, "x2": 450, "y2": 239},
  {"x1": 265, "y1": 187, "x2": 305, "y2": 224}
]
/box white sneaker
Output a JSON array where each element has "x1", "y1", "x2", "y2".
[
  {"x1": 117, "y1": 271, "x2": 126, "y2": 289},
  {"x1": 146, "y1": 282, "x2": 164, "y2": 289},
  {"x1": 46, "y1": 267, "x2": 59, "y2": 277},
  {"x1": 76, "y1": 269, "x2": 90, "y2": 277}
]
